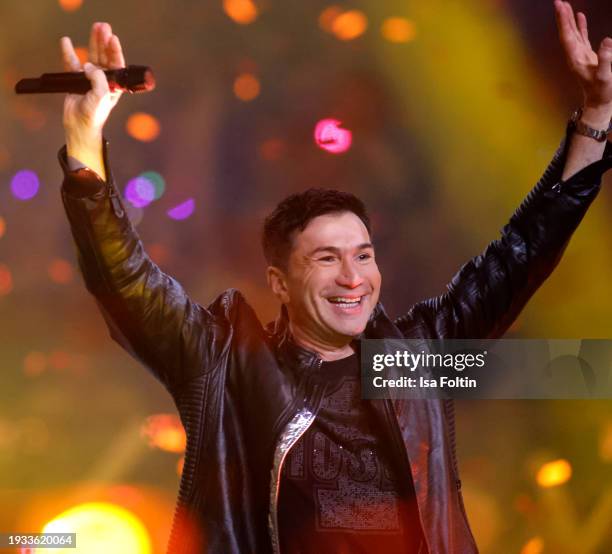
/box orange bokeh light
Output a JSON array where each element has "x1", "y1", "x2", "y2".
[
  {"x1": 0, "y1": 146, "x2": 9, "y2": 170},
  {"x1": 74, "y1": 47, "x2": 88, "y2": 65},
  {"x1": 23, "y1": 351, "x2": 47, "y2": 377},
  {"x1": 319, "y1": 5, "x2": 342, "y2": 33},
  {"x1": 536, "y1": 458, "x2": 572, "y2": 488},
  {"x1": 0, "y1": 264, "x2": 13, "y2": 296},
  {"x1": 259, "y1": 138, "x2": 285, "y2": 161},
  {"x1": 58, "y1": 0, "x2": 83, "y2": 12},
  {"x1": 233, "y1": 73, "x2": 260, "y2": 101},
  {"x1": 0, "y1": 216, "x2": 5, "y2": 239},
  {"x1": 600, "y1": 421, "x2": 612, "y2": 462},
  {"x1": 141, "y1": 414, "x2": 186, "y2": 454},
  {"x1": 223, "y1": 0, "x2": 258, "y2": 25},
  {"x1": 48, "y1": 258, "x2": 74, "y2": 285},
  {"x1": 126, "y1": 113, "x2": 161, "y2": 142},
  {"x1": 49, "y1": 350, "x2": 71, "y2": 371},
  {"x1": 520, "y1": 536, "x2": 544, "y2": 554},
  {"x1": 331, "y1": 10, "x2": 368, "y2": 41},
  {"x1": 381, "y1": 17, "x2": 417, "y2": 43}
]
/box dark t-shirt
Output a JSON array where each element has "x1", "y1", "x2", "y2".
[{"x1": 278, "y1": 353, "x2": 425, "y2": 553}]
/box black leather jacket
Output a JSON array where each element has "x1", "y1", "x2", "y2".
[{"x1": 59, "y1": 134, "x2": 612, "y2": 554}]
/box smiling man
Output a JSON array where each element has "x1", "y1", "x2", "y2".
[{"x1": 56, "y1": 2, "x2": 612, "y2": 553}]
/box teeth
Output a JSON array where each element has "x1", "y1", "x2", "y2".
[{"x1": 328, "y1": 296, "x2": 362, "y2": 304}]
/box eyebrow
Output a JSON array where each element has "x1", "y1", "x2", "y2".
[{"x1": 307, "y1": 243, "x2": 374, "y2": 256}]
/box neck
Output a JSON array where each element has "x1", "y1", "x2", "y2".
[{"x1": 288, "y1": 321, "x2": 355, "y2": 361}]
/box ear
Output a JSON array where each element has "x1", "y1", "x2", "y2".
[{"x1": 266, "y1": 266, "x2": 290, "y2": 304}]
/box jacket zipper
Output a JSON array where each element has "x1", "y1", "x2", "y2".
[{"x1": 268, "y1": 358, "x2": 322, "y2": 554}]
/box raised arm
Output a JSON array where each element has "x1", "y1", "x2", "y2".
[
  {"x1": 554, "y1": 0, "x2": 612, "y2": 179},
  {"x1": 395, "y1": 2, "x2": 612, "y2": 339},
  {"x1": 59, "y1": 23, "x2": 230, "y2": 393}
]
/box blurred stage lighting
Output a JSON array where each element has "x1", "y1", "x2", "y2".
[
  {"x1": 126, "y1": 113, "x2": 161, "y2": 142},
  {"x1": 38, "y1": 502, "x2": 152, "y2": 554},
  {"x1": 520, "y1": 536, "x2": 544, "y2": 554},
  {"x1": 381, "y1": 17, "x2": 417, "y2": 43},
  {"x1": 536, "y1": 458, "x2": 572, "y2": 488},
  {"x1": 0, "y1": 264, "x2": 13, "y2": 296},
  {"x1": 10, "y1": 170, "x2": 39, "y2": 201},
  {"x1": 141, "y1": 414, "x2": 186, "y2": 454},
  {"x1": 58, "y1": 0, "x2": 83, "y2": 12},
  {"x1": 233, "y1": 72, "x2": 261, "y2": 102},
  {"x1": 223, "y1": 0, "x2": 258, "y2": 25},
  {"x1": 331, "y1": 10, "x2": 367, "y2": 41},
  {"x1": 167, "y1": 198, "x2": 195, "y2": 221},
  {"x1": 125, "y1": 176, "x2": 156, "y2": 208},
  {"x1": 314, "y1": 119, "x2": 352, "y2": 154}
]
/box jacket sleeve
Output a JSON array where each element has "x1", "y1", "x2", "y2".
[
  {"x1": 394, "y1": 133, "x2": 612, "y2": 339},
  {"x1": 59, "y1": 140, "x2": 230, "y2": 394}
]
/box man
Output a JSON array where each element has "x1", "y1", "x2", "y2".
[{"x1": 58, "y1": 2, "x2": 611, "y2": 552}]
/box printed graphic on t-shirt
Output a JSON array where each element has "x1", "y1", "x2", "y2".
[{"x1": 282, "y1": 377, "x2": 403, "y2": 532}]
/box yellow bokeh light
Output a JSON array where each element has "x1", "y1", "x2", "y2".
[
  {"x1": 39, "y1": 502, "x2": 151, "y2": 554},
  {"x1": 126, "y1": 113, "x2": 161, "y2": 142},
  {"x1": 331, "y1": 10, "x2": 368, "y2": 41},
  {"x1": 536, "y1": 458, "x2": 572, "y2": 488},
  {"x1": 520, "y1": 536, "x2": 544, "y2": 554},
  {"x1": 381, "y1": 17, "x2": 417, "y2": 43},
  {"x1": 223, "y1": 0, "x2": 258, "y2": 25},
  {"x1": 0, "y1": 216, "x2": 5, "y2": 239},
  {"x1": 58, "y1": 0, "x2": 83, "y2": 12},
  {"x1": 599, "y1": 421, "x2": 612, "y2": 462},
  {"x1": 233, "y1": 73, "x2": 261, "y2": 101}
]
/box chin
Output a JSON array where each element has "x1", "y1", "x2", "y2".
[{"x1": 332, "y1": 321, "x2": 368, "y2": 338}]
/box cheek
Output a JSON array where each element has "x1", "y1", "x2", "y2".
[{"x1": 368, "y1": 264, "x2": 382, "y2": 289}]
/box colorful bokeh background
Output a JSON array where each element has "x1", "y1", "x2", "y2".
[{"x1": 1, "y1": 0, "x2": 612, "y2": 552}]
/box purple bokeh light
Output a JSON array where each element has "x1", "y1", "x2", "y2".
[
  {"x1": 124, "y1": 176, "x2": 156, "y2": 208},
  {"x1": 10, "y1": 170, "x2": 40, "y2": 200},
  {"x1": 167, "y1": 198, "x2": 195, "y2": 220}
]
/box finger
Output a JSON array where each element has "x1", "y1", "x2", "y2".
[
  {"x1": 83, "y1": 61, "x2": 109, "y2": 98},
  {"x1": 88, "y1": 22, "x2": 102, "y2": 65},
  {"x1": 576, "y1": 12, "x2": 589, "y2": 44},
  {"x1": 563, "y1": 2, "x2": 580, "y2": 38},
  {"x1": 596, "y1": 37, "x2": 612, "y2": 81},
  {"x1": 60, "y1": 36, "x2": 81, "y2": 72},
  {"x1": 97, "y1": 22, "x2": 112, "y2": 67},
  {"x1": 554, "y1": 0, "x2": 573, "y2": 45},
  {"x1": 107, "y1": 35, "x2": 126, "y2": 69}
]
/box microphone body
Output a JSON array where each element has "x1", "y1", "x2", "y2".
[{"x1": 15, "y1": 65, "x2": 155, "y2": 94}]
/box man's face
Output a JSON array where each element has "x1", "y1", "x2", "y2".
[{"x1": 272, "y1": 211, "x2": 382, "y2": 346}]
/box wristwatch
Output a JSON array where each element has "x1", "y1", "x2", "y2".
[{"x1": 570, "y1": 108, "x2": 612, "y2": 142}]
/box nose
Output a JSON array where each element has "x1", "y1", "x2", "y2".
[{"x1": 336, "y1": 259, "x2": 364, "y2": 289}]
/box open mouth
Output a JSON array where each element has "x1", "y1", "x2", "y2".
[{"x1": 327, "y1": 296, "x2": 363, "y2": 309}]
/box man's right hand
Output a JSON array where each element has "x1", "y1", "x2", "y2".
[{"x1": 60, "y1": 22, "x2": 126, "y2": 181}]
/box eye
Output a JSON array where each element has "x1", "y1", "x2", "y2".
[
  {"x1": 318, "y1": 256, "x2": 337, "y2": 262},
  {"x1": 357, "y1": 253, "x2": 372, "y2": 261}
]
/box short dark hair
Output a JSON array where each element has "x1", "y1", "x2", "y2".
[{"x1": 262, "y1": 188, "x2": 372, "y2": 271}]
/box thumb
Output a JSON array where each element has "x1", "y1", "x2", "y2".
[{"x1": 596, "y1": 37, "x2": 612, "y2": 81}]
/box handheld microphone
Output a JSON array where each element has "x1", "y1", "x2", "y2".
[{"x1": 14, "y1": 65, "x2": 156, "y2": 95}]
